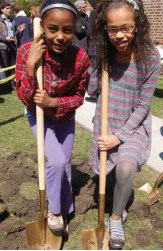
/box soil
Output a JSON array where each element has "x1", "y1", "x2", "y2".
[{"x1": 0, "y1": 152, "x2": 162, "y2": 250}]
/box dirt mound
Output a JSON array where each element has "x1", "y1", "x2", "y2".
[
  {"x1": 0, "y1": 152, "x2": 162, "y2": 250},
  {"x1": 0, "y1": 152, "x2": 97, "y2": 249}
]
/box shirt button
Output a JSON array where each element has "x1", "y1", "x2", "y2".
[{"x1": 51, "y1": 81, "x2": 57, "y2": 88}]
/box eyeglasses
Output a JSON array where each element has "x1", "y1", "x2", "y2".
[{"x1": 105, "y1": 26, "x2": 135, "y2": 36}]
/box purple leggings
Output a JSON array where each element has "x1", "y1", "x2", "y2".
[{"x1": 27, "y1": 114, "x2": 75, "y2": 215}]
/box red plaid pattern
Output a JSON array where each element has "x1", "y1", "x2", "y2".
[{"x1": 16, "y1": 42, "x2": 90, "y2": 123}]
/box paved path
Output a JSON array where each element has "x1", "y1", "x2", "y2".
[{"x1": 76, "y1": 93, "x2": 163, "y2": 173}]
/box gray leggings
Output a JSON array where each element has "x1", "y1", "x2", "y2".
[{"x1": 113, "y1": 161, "x2": 137, "y2": 216}]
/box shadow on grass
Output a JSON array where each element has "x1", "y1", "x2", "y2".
[
  {"x1": 154, "y1": 88, "x2": 163, "y2": 98},
  {"x1": 0, "y1": 210, "x2": 10, "y2": 223},
  {"x1": 0, "y1": 97, "x2": 5, "y2": 103},
  {"x1": 0, "y1": 114, "x2": 24, "y2": 126},
  {"x1": 66, "y1": 164, "x2": 91, "y2": 224},
  {"x1": 72, "y1": 164, "x2": 90, "y2": 197},
  {"x1": 0, "y1": 83, "x2": 13, "y2": 95},
  {"x1": 0, "y1": 199, "x2": 10, "y2": 223}
]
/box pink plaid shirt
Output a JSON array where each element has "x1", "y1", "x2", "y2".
[{"x1": 16, "y1": 42, "x2": 90, "y2": 123}]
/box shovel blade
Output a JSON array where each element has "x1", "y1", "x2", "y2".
[
  {"x1": 25, "y1": 218, "x2": 62, "y2": 250},
  {"x1": 81, "y1": 229, "x2": 109, "y2": 250},
  {"x1": 148, "y1": 190, "x2": 161, "y2": 206}
]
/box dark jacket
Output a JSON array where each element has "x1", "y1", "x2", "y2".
[
  {"x1": 86, "y1": 11, "x2": 95, "y2": 58},
  {"x1": 14, "y1": 15, "x2": 32, "y2": 47},
  {"x1": 72, "y1": 13, "x2": 88, "y2": 52}
]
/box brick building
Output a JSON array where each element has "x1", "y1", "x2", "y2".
[{"x1": 143, "y1": 0, "x2": 163, "y2": 45}]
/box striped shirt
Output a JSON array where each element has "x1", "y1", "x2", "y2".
[{"x1": 88, "y1": 51, "x2": 161, "y2": 174}]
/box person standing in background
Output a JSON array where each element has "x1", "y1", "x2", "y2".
[
  {"x1": 0, "y1": 2, "x2": 16, "y2": 92},
  {"x1": 13, "y1": 4, "x2": 32, "y2": 48},
  {"x1": 86, "y1": 0, "x2": 96, "y2": 59},
  {"x1": 72, "y1": 0, "x2": 89, "y2": 52}
]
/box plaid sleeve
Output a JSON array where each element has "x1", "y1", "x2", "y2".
[
  {"x1": 16, "y1": 44, "x2": 37, "y2": 107},
  {"x1": 57, "y1": 51, "x2": 90, "y2": 109}
]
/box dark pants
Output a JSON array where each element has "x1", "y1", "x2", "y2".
[{"x1": 0, "y1": 45, "x2": 16, "y2": 94}]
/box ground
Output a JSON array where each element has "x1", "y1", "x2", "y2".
[{"x1": 0, "y1": 150, "x2": 162, "y2": 250}]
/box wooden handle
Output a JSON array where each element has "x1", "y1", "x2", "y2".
[
  {"x1": 33, "y1": 17, "x2": 45, "y2": 191},
  {"x1": 153, "y1": 171, "x2": 163, "y2": 192},
  {"x1": 99, "y1": 64, "x2": 109, "y2": 195}
]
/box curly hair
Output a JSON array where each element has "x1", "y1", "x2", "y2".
[{"x1": 91, "y1": 0, "x2": 155, "y2": 77}]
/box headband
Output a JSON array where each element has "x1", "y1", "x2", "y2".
[
  {"x1": 126, "y1": 0, "x2": 139, "y2": 11},
  {"x1": 40, "y1": 3, "x2": 78, "y2": 17}
]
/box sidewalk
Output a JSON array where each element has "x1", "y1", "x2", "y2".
[{"x1": 76, "y1": 93, "x2": 163, "y2": 173}]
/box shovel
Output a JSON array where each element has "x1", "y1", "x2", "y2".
[
  {"x1": 148, "y1": 171, "x2": 163, "y2": 206},
  {"x1": 81, "y1": 64, "x2": 109, "y2": 250},
  {"x1": 25, "y1": 17, "x2": 62, "y2": 250},
  {"x1": 139, "y1": 171, "x2": 163, "y2": 206}
]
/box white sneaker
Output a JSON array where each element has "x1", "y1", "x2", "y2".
[
  {"x1": 122, "y1": 210, "x2": 128, "y2": 223},
  {"x1": 105, "y1": 210, "x2": 128, "y2": 228},
  {"x1": 47, "y1": 210, "x2": 64, "y2": 232}
]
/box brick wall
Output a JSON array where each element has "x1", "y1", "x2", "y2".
[{"x1": 143, "y1": 0, "x2": 163, "y2": 45}]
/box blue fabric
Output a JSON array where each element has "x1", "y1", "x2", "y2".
[{"x1": 14, "y1": 16, "x2": 32, "y2": 47}]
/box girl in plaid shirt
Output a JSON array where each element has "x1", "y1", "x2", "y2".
[{"x1": 16, "y1": 0, "x2": 90, "y2": 233}]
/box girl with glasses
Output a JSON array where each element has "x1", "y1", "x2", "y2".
[{"x1": 88, "y1": 0, "x2": 160, "y2": 248}]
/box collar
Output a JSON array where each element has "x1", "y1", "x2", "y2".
[
  {"x1": 16, "y1": 10, "x2": 27, "y2": 17},
  {"x1": 44, "y1": 45, "x2": 70, "y2": 68},
  {"x1": 1, "y1": 14, "x2": 11, "y2": 21}
]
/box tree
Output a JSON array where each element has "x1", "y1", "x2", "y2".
[{"x1": 11, "y1": 0, "x2": 42, "y2": 15}]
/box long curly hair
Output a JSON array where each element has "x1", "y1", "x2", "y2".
[{"x1": 91, "y1": 0, "x2": 155, "y2": 77}]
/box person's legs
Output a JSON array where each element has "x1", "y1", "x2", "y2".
[
  {"x1": 28, "y1": 115, "x2": 75, "y2": 214},
  {"x1": 55, "y1": 118, "x2": 75, "y2": 215},
  {"x1": 7, "y1": 44, "x2": 16, "y2": 90},
  {"x1": 0, "y1": 50, "x2": 8, "y2": 68},
  {"x1": 113, "y1": 161, "x2": 137, "y2": 216},
  {"x1": 109, "y1": 161, "x2": 137, "y2": 248},
  {"x1": 27, "y1": 115, "x2": 75, "y2": 231},
  {"x1": 0, "y1": 49, "x2": 14, "y2": 93}
]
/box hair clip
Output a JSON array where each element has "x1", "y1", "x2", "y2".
[{"x1": 126, "y1": 0, "x2": 139, "y2": 11}]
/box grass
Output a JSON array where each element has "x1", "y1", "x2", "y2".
[
  {"x1": 0, "y1": 89, "x2": 163, "y2": 250},
  {"x1": 0, "y1": 93, "x2": 36, "y2": 156},
  {"x1": 63, "y1": 165, "x2": 163, "y2": 250},
  {"x1": 20, "y1": 182, "x2": 39, "y2": 200},
  {"x1": 151, "y1": 78, "x2": 163, "y2": 118}
]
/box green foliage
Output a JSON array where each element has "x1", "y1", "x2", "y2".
[
  {"x1": 151, "y1": 78, "x2": 163, "y2": 118},
  {"x1": 12, "y1": 0, "x2": 43, "y2": 16},
  {"x1": 10, "y1": 0, "x2": 75, "y2": 15}
]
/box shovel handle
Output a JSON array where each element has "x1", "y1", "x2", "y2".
[
  {"x1": 153, "y1": 171, "x2": 163, "y2": 192},
  {"x1": 33, "y1": 17, "x2": 45, "y2": 191},
  {"x1": 99, "y1": 64, "x2": 109, "y2": 194},
  {"x1": 98, "y1": 64, "x2": 109, "y2": 227}
]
